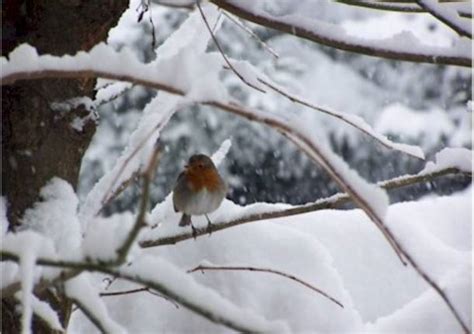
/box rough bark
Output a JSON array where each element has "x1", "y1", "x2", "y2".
[{"x1": 1, "y1": 0, "x2": 129, "y2": 332}]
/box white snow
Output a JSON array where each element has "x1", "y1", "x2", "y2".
[
  {"x1": 1, "y1": 196, "x2": 7, "y2": 235},
  {"x1": 15, "y1": 293, "x2": 64, "y2": 332},
  {"x1": 287, "y1": 114, "x2": 389, "y2": 220},
  {"x1": 69, "y1": 187, "x2": 471, "y2": 333},
  {"x1": 223, "y1": 0, "x2": 471, "y2": 60},
  {"x1": 375, "y1": 103, "x2": 456, "y2": 148},
  {"x1": 15, "y1": 232, "x2": 43, "y2": 334},
  {"x1": 21, "y1": 178, "x2": 82, "y2": 260},
  {"x1": 210, "y1": 138, "x2": 232, "y2": 166},
  {"x1": 342, "y1": 11, "x2": 460, "y2": 48},
  {"x1": 83, "y1": 212, "x2": 136, "y2": 262},
  {"x1": 418, "y1": 0, "x2": 472, "y2": 38},
  {"x1": 120, "y1": 254, "x2": 290, "y2": 332},
  {"x1": 79, "y1": 92, "x2": 182, "y2": 225},
  {"x1": 65, "y1": 274, "x2": 126, "y2": 334},
  {"x1": 2, "y1": 2, "x2": 471, "y2": 333},
  {"x1": 422, "y1": 147, "x2": 472, "y2": 174}
]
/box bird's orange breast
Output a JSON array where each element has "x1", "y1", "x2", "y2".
[{"x1": 186, "y1": 167, "x2": 222, "y2": 192}]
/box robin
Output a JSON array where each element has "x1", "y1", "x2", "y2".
[{"x1": 173, "y1": 154, "x2": 227, "y2": 237}]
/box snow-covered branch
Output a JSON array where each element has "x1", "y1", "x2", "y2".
[
  {"x1": 1, "y1": 43, "x2": 425, "y2": 160},
  {"x1": 0, "y1": 251, "x2": 288, "y2": 332},
  {"x1": 196, "y1": 0, "x2": 266, "y2": 93},
  {"x1": 416, "y1": 0, "x2": 472, "y2": 38},
  {"x1": 336, "y1": 0, "x2": 472, "y2": 18},
  {"x1": 113, "y1": 145, "x2": 160, "y2": 265},
  {"x1": 210, "y1": 0, "x2": 471, "y2": 67},
  {"x1": 140, "y1": 164, "x2": 470, "y2": 247}
]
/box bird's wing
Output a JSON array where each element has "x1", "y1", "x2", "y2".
[{"x1": 173, "y1": 171, "x2": 186, "y2": 212}]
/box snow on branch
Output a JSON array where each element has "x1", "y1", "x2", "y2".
[
  {"x1": 0, "y1": 252, "x2": 288, "y2": 333},
  {"x1": 113, "y1": 144, "x2": 161, "y2": 266},
  {"x1": 65, "y1": 275, "x2": 126, "y2": 334},
  {"x1": 416, "y1": 0, "x2": 472, "y2": 38},
  {"x1": 209, "y1": 0, "x2": 471, "y2": 67},
  {"x1": 256, "y1": 76, "x2": 425, "y2": 159},
  {"x1": 14, "y1": 293, "x2": 64, "y2": 332},
  {"x1": 196, "y1": 0, "x2": 266, "y2": 93},
  {"x1": 336, "y1": 0, "x2": 425, "y2": 13},
  {"x1": 336, "y1": 0, "x2": 472, "y2": 18},
  {"x1": 79, "y1": 93, "x2": 182, "y2": 223},
  {"x1": 2, "y1": 41, "x2": 426, "y2": 160},
  {"x1": 201, "y1": 4, "x2": 425, "y2": 159},
  {"x1": 140, "y1": 165, "x2": 470, "y2": 247},
  {"x1": 210, "y1": 101, "x2": 407, "y2": 264}
]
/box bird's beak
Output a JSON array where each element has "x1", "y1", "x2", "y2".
[{"x1": 184, "y1": 164, "x2": 189, "y2": 170}]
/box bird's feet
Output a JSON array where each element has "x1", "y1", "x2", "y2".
[
  {"x1": 191, "y1": 224, "x2": 198, "y2": 240},
  {"x1": 205, "y1": 214, "x2": 213, "y2": 236}
]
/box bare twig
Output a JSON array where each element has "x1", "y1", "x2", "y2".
[
  {"x1": 401, "y1": 249, "x2": 470, "y2": 333},
  {"x1": 196, "y1": 0, "x2": 267, "y2": 93},
  {"x1": 216, "y1": 100, "x2": 408, "y2": 265},
  {"x1": 222, "y1": 11, "x2": 279, "y2": 59},
  {"x1": 209, "y1": 0, "x2": 471, "y2": 67},
  {"x1": 148, "y1": 0, "x2": 157, "y2": 48},
  {"x1": 70, "y1": 298, "x2": 109, "y2": 333},
  {"x1": 100, "y1": 287, "x2": 180, "y2": 308},
  {"x1": 336, "y1": 0, "x2": 424, "y2": 12},
  {"x1": 98, "y1": 112, "x2": 171, "y2": 216},
  {"x1": 257, "y1": 77, "x2": 424, "y2": 160},
  {"x1": 100, "y1": 287, "x2": 149, "y2": 296},
  {"x1": 97, "y1": 170, "x2": 140, "y2": 216},
  {"x1": 114, "y1": 145, "x2": 161, "y2": 265},
  {"x1": 188, "y1": 264, "x2": 344, "y2": 308}
]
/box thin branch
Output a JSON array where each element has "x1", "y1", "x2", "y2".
[
  {"x1": 222, "y1": 11, "x2": 280, "y2": 59},
  {"x1": 337, "y1": 0, "x2": 472, "y2": 18},
  {"x1": 148, "y1": 0, "x2": 157, "y2": 48},
  {"x1": 214, "y1": 100, "x2": 408, "y2": 265},
  {"x1": 140, "y1": 167, "x2": 470, "y2": 247},
  {"x1": 400, "y1": 249, "x2": 470, "y2": 333},
  {"x1": 188, "y1": 264, "x2": 344, "y2": 308},
  {"x1": 114, "y1": 145, "x2": 161, "y2": 265},
  {"x1": 1, "y1": 69, "x2": 186, "y2": 95},
  {"x1": 96, "y1": 106, "x2": 174, "y2": 217},
  {"x1": 257, "y1": 77, "x2": 424, "y2": 160},
  {"x1": 336, "y1": 0, "x2": 424, "y2": 12},
  {"x1": 100, "y1": 287, "x2": 149, "y2": 297},
  {"x1": 99, "y1": 287, "x2": 180, "y2": 308},
  {"x1": 196, "y1": 0, "x2": 267, "y2": 93},
  {"x1": 97, "y1": 170, "x2": 140, "y2": 216},
  {"x1": 70, "y1": 298, "x2": 108, "y2": 334},
  {"x1": 210, "y1": 0, "x2": 471, "y2": 67}
]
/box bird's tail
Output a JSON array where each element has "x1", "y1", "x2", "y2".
[{"x1": 179, "y1": 214, "x2": 192, "y2": 226}]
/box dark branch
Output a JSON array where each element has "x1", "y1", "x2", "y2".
[
  {"x1": 140, "y1": 167, "x2": 470, "y2": 247},
  {"x1": 188, "y1": 264, "x2": 344, "y2": 308},
  {"x1": 210, "y1": 0, "x2": 471, "y2": 67},
  {"x1": 196, "y1": 0, "x2": 267, "y2": 93}
]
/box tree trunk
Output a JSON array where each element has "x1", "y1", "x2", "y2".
[{"x1": 1, "y1": 0, "x2": 129, "y2": 332}]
